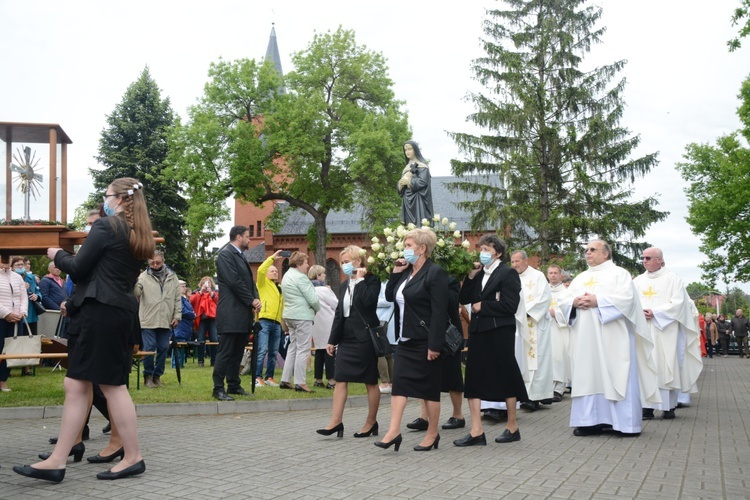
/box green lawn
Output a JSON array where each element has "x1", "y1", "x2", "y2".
[{"x1": 0, "y1": 358, "x2": 362, "y2": 408}]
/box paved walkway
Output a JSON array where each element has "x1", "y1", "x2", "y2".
[{"x1": 1, "y1": 356, "x2": 748, "y2": 499}]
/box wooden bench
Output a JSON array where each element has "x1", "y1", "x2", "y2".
[{"x1": 175, "y1": 341, "x2": 219, "y2": 364}]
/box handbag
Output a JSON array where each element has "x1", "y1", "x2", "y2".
[
  {"x1": 414, "y1": 310, "x2": 464, "y2": 357},
  {"x1": 32, "y1": 299, "x2": 46, "y2": 315},
  {"x1": 354, "y1": 305, "x2": 391, "y2": 357},
  {"x1": 2, "y1": 318, "x2": 42, "y2": 368}
]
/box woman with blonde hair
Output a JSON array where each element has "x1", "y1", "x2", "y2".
[
  {"x1": 376, "y1": 228, "x2": 449, "y2": 451},
  {"x1": 15, "y1": 177, "x2": 154, "y2": 482},
  {"x1": 317, "y1": 246, "x2": 381, "y2": 438}
]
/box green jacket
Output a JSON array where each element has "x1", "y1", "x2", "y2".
[
  {"x1": 257, "y1": 256, "x2": 283, "y2": 323},
  {"x1": 280, "y1": 267, "x2": 320, "y2": 321},
  {"x1": 135, "y1": 266, "x2": 181, "y2": 329}
]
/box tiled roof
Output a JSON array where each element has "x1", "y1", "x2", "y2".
[
  {"x1": 274, "y1": 175, "x2": 497, "y2": 235},
  {"x1": 243, "y1": 241, "x2": 266, "y2": 263}
]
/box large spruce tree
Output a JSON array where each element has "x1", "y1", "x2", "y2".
[
  {"x1": 450, "y1": 0, "x2": 666, "y2": 271},
  {"x1": 91, "y1": 67, "x2": 187, "y2": 275}
]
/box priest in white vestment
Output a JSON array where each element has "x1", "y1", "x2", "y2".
[
  {"x1": 633, "y1": 248, "x2": 702, "y2": 419},
  {"x1": 548, "y1": 264, "x2": 573, "y2": 401},
  {"x1": 511, "y1": 251, "x2": 552, "y2": 408},
  {"x1": 562, "y1": 240, "x2": 660, "y2": 436}
]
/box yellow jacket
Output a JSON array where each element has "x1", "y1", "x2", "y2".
[{"x1": 257, "y1": 256, "x2": 283, "y2": 322}]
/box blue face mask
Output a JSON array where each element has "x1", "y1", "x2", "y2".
[
  {"x1": 103, "y1": 198, "x2": 117, "y2": 217},
  {"x1": 14, "y1": 268, "x2": 25, "y2": 275},
  {"x1": 479, "y1": 251, "x2": 494, "y2": 266},
  {"x1": 342, "y1": 262, "x2": 355, "y2": 276},
  {"x1": 403, "y1": 249, "x2": 419, "y2": 265}
]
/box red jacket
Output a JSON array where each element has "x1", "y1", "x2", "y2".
[{"x1": 190, "y1": 291, "x2": 219, "y2": 330}]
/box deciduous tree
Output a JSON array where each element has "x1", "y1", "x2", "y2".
[{"x1": 677, "y1": 76, "x2": 750, "y2": 282}]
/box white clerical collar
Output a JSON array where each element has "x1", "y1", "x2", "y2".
[
  {"x1": 646, "y1": 267, "x2": 669, "y2": 279},
  {"x1": 587, "y1": 260, "x2": 615, "y2": 272},
  {"x1": 550, "y1": 282, "x2": 565, "y2": 291}
]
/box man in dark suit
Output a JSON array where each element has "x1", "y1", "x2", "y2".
[{"x1": 212, "y1": 226, "x2": 261, "y2": 401}]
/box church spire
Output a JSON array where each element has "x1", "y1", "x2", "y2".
[{"x1": 264, "y1": 23, "x2": 285, "y2": 94}]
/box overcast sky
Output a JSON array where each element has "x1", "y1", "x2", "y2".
[{"x1": 1, "y1": 0, "x2": 748, "y2": 291}]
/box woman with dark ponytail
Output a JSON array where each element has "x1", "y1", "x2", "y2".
[{"x1": 14, "y1": 178, "x2": 154, "y2": 483}]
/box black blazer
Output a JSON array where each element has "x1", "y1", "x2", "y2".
[
  {"x1": 55, "y1": 215, "x2": 141, "y2": 314},
  {"x1": 328, "y1": 273, "x2": 380, "y2": 345},
  {"x1": 215, "y1": 243, "x2": 259, "y2": 335},
  {"x1": 459, "y1": 262, "x2": 520, "y2": 334},
  {"x1": 386, "y1": 259, "x2": 449, "y2": 352}
]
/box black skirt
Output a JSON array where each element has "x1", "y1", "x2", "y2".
[
  {"x1": 441, "y1": 339, "x2": 464, "y2": 393},
  {"x1": 333, "y1": 319, "x2": 378, "y2": 384},
  {"x1": 464, "y1": 324, "x2": 528, "y2": 402},
  {"x1": 66, "y1": 299, "x2": 138, "y2": 386},
  {"x1": 392, "y1": 339, "x2": 442, "y2": 402}
]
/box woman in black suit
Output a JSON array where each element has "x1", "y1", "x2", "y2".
[
  {"x1": 14, "y1": 177, "x2": 154, "y2": 483},
  {"x1": 375, "y1": 228, "x2": 449, "y2": 452},
  {"x1": 454, "y1": 234, "x2": 527, "y2": 447},
  {"x1": 317, "y1": 245, "x2": 381, "y2": 438}
]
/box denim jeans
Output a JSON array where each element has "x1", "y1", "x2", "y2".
[
  {"x1": 142, "y1": 328, "x2": 170, "y2": 377},
  {"x1": 196, "y1": 318, "x2": 218, "y2": 365},
  {"x1": 255, "y1": 319, "x2": 281, "y2": 380}
]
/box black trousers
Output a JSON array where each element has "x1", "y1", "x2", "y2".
[
  {"x1": 314, "y1": 348, "x2": 335, "y2": 380},
  {"x1": 212, "y1": 332, "x2": 248, "y2": 391}
]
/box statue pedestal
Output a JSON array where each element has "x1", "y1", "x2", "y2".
[{"x1": 0, "y1": 225, "x2": 86, "y2": 257}]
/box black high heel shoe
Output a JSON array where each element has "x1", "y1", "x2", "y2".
[
  {"x1": 87, "y1": 447, "x2": 125, "y2": 463},
  {"x1": 12, "y1": 465, "x2": 65, "y2": 483},
  {"x1": 374, "y1": 433, "x2": 402, "y2": 452},
  {"x1": 353, "y1": 422, "x2": 378, "y2": 438},
  {"x1": 414, "y1": 433, "x2": 440, "y2": 451},
  {"x1": 316, "y1": 422, "x2": 344, "y2": 438},
  {"x1": 38, "y1": 441, "x2": 85, "y2": 462}
]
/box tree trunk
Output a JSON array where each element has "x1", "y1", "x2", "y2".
[{"x1": 314, "y1": 212, "x2": 328, "y2": 267}]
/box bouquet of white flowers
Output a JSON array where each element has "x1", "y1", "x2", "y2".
[{"x1": 367, "y1": 214, "x2": 476, "y2": 281}]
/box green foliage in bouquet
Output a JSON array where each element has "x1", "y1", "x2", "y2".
[{"x1": 367, "y1": 214, "x2": 477, "y2": 281}]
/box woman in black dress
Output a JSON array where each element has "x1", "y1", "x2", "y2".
[
  {"x1": 375, "y1": 228, "x2": 449, "y2": 452},
  {"x1": 317, "y1": 246, "x2": 381, "y2": 438},
  {"x1": 454, "y1": 234, "x2": 527, "y2": 447},
  {"x1": 14, "y1": 177, "x2": 155, "y2": 483}
]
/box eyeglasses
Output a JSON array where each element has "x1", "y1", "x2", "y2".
[
  {"x1": 641, "y1": 256, "x2": 660, "y2": 261},
  {"x1": 102, "y1": 193, "x2": 117, "y2": 202},
  {"x1": 585, "y1": 247, "x2": 599, "y2": 253}
]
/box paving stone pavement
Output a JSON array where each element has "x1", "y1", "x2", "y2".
[{"x1": 1, "y1": 356, "x2": 749, "y2": 499}]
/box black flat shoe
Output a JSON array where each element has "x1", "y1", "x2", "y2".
[
  {"x1": 87, "y1": 447, "x2": 125, "y2": 463},
  {"x1": 38, "y1": 442, "x2": 85, "y2": 462},
  {"x1": 279, "y1": 382, "x2": 293, "y2": 389},
  {"x1": 313, "y1": 381, "x2": 325, "y2": 388},
  {"x1": 96, "y1": 459, "x2": 146, "y2": 480},
  {"x1": 316, "y1": 422, "x2": 344, "y2": 438},
  {"x1": 294, "y1": 385, "x2": 314, "y2": 393},
  {"x1": 414, "y1": 434, "x2": 440, "y2": 451},
  {"x1": 642, "y1": 408, "x2": 654, "y2": 420},
  {"x1": 406, "y1": 417, "x2": 428, "y2": 431},
  {"x1": 495, "y1": 428, "x2": 521, "y2": 443},
  {"x1": 353, "y1": 422, "x2": 378, "y2": 438},
  {"x1": 227, "y1": 387, "x2": 250, "y2": 396},
  {"x1": 442, "y1": 417, "x2": 466, "y2": 430},
  {"x1": 453, "y1": 433, "x2": 487, "y2": 447},
  {"x1": 573, "y1": 425, "x2": 604, "y2": 437},
  {"x1": 663, "y1": 410, "x2": 676, "y2": 420},
  {"x1": 520, "y1": 401, "x2": 539, "y2": 412},
  {"x1": 12, "y1": 465, "x2": 65, "y2": 483},
  {"x1": 374, "y1": 434, "x2": 402, "y2": 452},
  {"x1": 102, "y1": 422, "x2": 111, "y2": 434}
]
